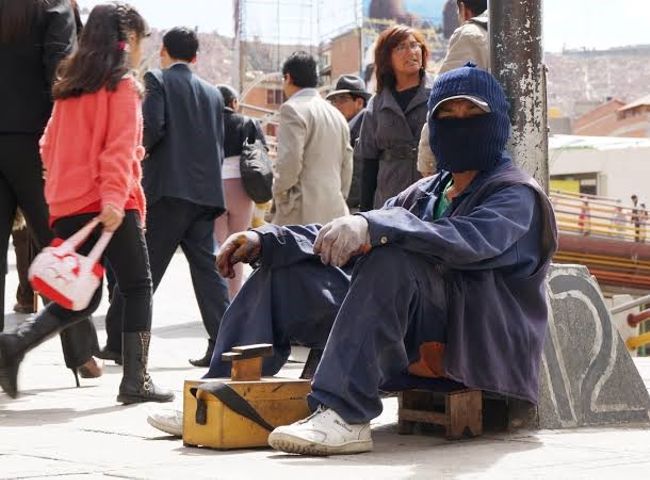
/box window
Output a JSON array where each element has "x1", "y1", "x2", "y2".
[{"x1": 266, "y1": 89, "x2": 284, "y2": 106}]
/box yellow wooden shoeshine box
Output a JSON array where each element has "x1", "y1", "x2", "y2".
[{"x1": 182, "y1": 344, "x2": 311, "y2": 450}]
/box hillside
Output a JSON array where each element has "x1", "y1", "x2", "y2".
[
  {"x1": 139, "y1": 30, "x2": 650, "y2": 122},
  {"x1": 546, "y1": 46, "x2": 650, "y2": 118}
]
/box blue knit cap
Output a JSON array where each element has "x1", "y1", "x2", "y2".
[{"x1": 428, "y1": 64, "x2": 511, "y2": 173}]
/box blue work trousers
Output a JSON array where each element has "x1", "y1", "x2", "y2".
[{"x1": 205, "y1": 246, "x2": 457, "y2": 423}]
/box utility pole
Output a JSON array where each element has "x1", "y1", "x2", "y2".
[
  {"x1": 490, "y1": 0, "x2": 548, "y2": 192},
  {"x1": 233, "y1": 0, "x2": 244, "y2": 93},
  {"x1": 356, "y1": 0, "x2": 363, "y2": 77}
]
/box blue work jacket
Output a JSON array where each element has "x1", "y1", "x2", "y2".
[
  {"x1": 360, "y1": 158, "x2": 558, "y2": 403},
  {"x1": 254, "y1": 157, "x2": 557, "y2": 403}
]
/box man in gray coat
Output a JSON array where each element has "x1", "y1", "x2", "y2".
[{"x1": 272, "y1": 52, "x2": 353, "y2": 225}]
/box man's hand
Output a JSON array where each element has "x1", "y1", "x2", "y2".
[
  {"x1": 314, "y1": 215, "x2": 371, "y2": 267},
  {"x1": 98, "y1": 204, "x2": 124, "y2": 232},
  {"x1": 216, "y1": 231, "x2": 262, "y2": 278}
]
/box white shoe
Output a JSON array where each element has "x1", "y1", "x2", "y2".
[
  {"x1": 267, "y1": 406, "x2": 372, "y2": 456},
  {"x1": 147, "y1": 407, "x2": 183, "y2": 437}
]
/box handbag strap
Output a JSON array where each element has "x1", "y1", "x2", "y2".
[
  {"x1": 60, "y1": 218, "x2": 113, "y2": 266},
  {"x1": 86, "y1": 231, "x2": 113, "y2": 263},
  {"x1": 64, "y1": 218, "x2": 101, "y2": 249},
  {"x1": 190, "y1": 382, "x2": 275, "y2": 432}
]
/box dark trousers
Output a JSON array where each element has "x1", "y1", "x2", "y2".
[
  {"x1": 47, "y1": 212, "x2": 152, "y2": 333},
  {"x1": 11, "y1": 225, "x2": 35, "y2": 306},
  {"x1": 0, "y1": 133, "x2": 97, "y2": 368},
  {"x1": 104, "y1": 197, "x2": 229, "y2": 352},
  {"x1": 205, "y1": 246, "x2": 455, "y2": 424}
]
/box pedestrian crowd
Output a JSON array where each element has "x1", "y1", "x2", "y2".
[{"x1": 1, "y1": 0, "x2": 559, "y2": 457}]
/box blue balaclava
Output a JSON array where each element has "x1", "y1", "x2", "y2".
[{"x1": 428, "y1": 64, "x2": 511, "y2": 173}]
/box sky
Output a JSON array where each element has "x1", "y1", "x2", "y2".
[{"x1": 78, "y1": 0, "x2": 650, "y2": 52}]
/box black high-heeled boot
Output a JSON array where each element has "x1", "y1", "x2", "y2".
[
  {"x1": 117, "y1": 332, "x2": 174, "y2": 404},
  {"x1": 0, "y1": 311, "x2": 63, "y2": 398}
]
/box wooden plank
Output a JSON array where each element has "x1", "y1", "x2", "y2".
[
  {"x1": 231, "y1": 344, "x2": 274, "y2": 358},
  {"x1": 398, "y1": 389, "x2": 484, "y2": 441},
  {"x1": 446, "y1": 390, "x2": 483, "y2": 439},
  {"x1": 221, "y1": 352, "x2": 243, "y2": 362},
  {"x1": 399, "y1": 408, "x2": 448, "y2": 425},
  {"x1": 231, "y1": 357, "x2": 263, "y2": 381}
]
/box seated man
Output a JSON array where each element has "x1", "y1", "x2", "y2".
[{"x1": 147, "y1": 65, "x2": 557, "y2": 455}]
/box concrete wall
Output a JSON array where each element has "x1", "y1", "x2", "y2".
[{"x1": 550, "y1": 136, "x2": 650, "y2": 201}]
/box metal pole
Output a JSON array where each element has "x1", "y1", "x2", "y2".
[
  {"x1": 490, "y1": 0, "x2": 549, "y2": 192},
  {"x1": 610, "y1": 294, "x2": 650, "y2": 315},
  {"x1": 232, "y1": 0, "x2": 241, "y2": 92},
  {"x1": 357, "y1": 0, "x2": 363, "y2": 77}
]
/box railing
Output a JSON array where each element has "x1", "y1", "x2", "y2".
[
  {"x1": 551, "y1": 190, "x2": 650, "y2": 352},
  {"x1": 550, "y1": 190, "x2": 649, "y2": 243},
  {"x1": 610, "y1": 301, "x2": 650, "y2": 352},
  {"x1": 551, "y1": 190, "x2": 650, "y2": 289},
  {"x1": 623, "y1": 308, "x2": 650, "y2": 351},
  {"x1": 610, "y1": 294, "x2": 650, "y2": 315},
  {"x1": 627, "y1": 332, "x2": 650, "y2": 351},
  {"x1": 628, "y1": 309, "x2": 650, "y2": 328}
]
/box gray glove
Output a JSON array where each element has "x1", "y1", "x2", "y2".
[{"x1": 314, "y1": 215, "x2": 371, "y2": 267}]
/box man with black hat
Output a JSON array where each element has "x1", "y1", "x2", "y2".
[{"x1": 326, "y1": 75, "x2": 371, "y2": 211}]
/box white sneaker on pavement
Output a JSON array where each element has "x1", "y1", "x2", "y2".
[
  {"x1": 267, "y1": 406, "x2": 372, "y2": 456},
  {"x1": 147, "y1": 407, "x2": 183, "y2": 437}
]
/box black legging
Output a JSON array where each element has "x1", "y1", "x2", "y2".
[
  {"x1": 0, "y1": 133, "x2": 98, "y2": 367},
  {"x1": 49, "y1": 211, "x2": 152, "y2": 334}
]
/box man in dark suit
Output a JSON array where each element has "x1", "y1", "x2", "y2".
[{"x1": 101, "y1": 27, "x2": 229, "y2": 366}]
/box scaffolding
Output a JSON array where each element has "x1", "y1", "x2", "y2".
[
  {"x1": 234, "y1": 0, "x2": 366, "y2": 89},
  {"x1": 234, "y1": 0, "x2": 319, "y2": 90},
  {"x1": 235, "y1": 0, "x2": 444, "y2": 89}
]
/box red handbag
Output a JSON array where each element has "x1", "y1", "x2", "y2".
[{"x1": 28, "y1": 218, "x2": 112, "y2": 311}]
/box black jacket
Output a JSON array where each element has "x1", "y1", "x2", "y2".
[
  {"x1": 142, "y1": 64, "x2": 226, "y2": 215},
  {"x1": 0, "y1": 0, "x2": 76, "y2": 134},
  {"x1": 223, "y1": 108, "x2": 266, "y2": 158}
]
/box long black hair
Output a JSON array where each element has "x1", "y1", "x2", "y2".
[
  {"x1": 0, "y1": 0, "x2": 39, "y2": 44},
  {"x1": 52, "y1": 2, "x2": 148, "y2": 99}
]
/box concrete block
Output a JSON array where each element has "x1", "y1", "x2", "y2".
[{"x1": 538, "y1": 264, "x2": 650, "y2": 429}]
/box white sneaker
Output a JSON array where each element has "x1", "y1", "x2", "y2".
[
  {"x1": 147, "y1": 407, "x2": 183, "y2": 437},
  {"x1": 267, "y1": 406, "x2": 372, "y2": 456}
]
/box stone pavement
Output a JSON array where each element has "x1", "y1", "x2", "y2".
[{"x1": 2, "y1": 251, "x2": 650, "y2": 479}]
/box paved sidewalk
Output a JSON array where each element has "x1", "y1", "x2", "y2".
[{"x1": 2, "y1": 251, "x2": 650, "y2": 479}]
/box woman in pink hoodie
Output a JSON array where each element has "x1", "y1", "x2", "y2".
[{"x1": 0, "y1": 3, "x2": 173, "y2": 405}]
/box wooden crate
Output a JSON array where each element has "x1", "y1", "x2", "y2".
[
  {"x1": 398, "y1": 389, "x2": 483, "y2": 440},
  {"x1": 182, "y1": 378, "x2": 311, "y2": 450}
]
